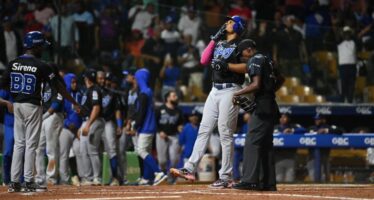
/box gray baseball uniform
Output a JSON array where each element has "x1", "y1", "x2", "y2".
[
  {"x1": 3, "y1": 55, "x2": 60, "y2": 184},
  {"x1": 183, "y1": 38, "x2": 244, "y2": 180}
]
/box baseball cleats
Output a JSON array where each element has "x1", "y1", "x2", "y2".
[
  {"x1": 8, "y1": 182, "x2": 22, "y2": 193},
  {"x1": 21, "y1": 182, "x2": 47, "y2": 192},
  {"x1": 153, "y1": 172, "x2": 168, "y2": 186},
  {"x1": 209, "y1": 179, "x2": 233, "y2": 189},
  {"x1": 109, "y1": 178, "x2": 120, "y2": 186},
  {"x1": 137, "y1": 178, "x2": 151, "y2": 186},
  {"x1": 232, "y1": 182, "x2": 260, "y2": 190},
  {"x1": 92, "y1": 178, "x2": 102, "y2": 186},
  {"x1": 80, "y1": 179, "x2": 93, "y2": 186},
  {"x1": 169, "y1": 168, "x2": 196, "y2": 181},
  {"x1": 71, "y1": 175, "x2": 80, "y2": 186}
]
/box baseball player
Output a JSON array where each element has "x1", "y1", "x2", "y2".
[
  {"x1": 1, "y1": 31, "x2": 80, "y2": 193},
  {"x1": 96, "y1": 71, "x2": 122, "y2": 186},
  {"x1": 129, "y1": 68, "x2": 167, "y2": 186},
  {"x1": 155, "y1": 90, "x2": 184, "y2": 182},
  {"x1": 35, "y1": 64, "x2": 65, "y2": 185},
  {"x1": 79, "y1": 69, "x2": 105, "y2": 186},
  {"x1": 170, "y1": 16, "x2": 246, "y2": 188},
  {"x1": 59, "y1": 73, "x2": 82, "y2": 185},
  {"x1": 177, "y1": 111, "x2": 199, "y2": 168},
  {"x1": 121, "y1": 69, "x2": 145, "y2": 184},
  {"x1": 0, "y1": 89, "x2": 15, "y2": 185}
]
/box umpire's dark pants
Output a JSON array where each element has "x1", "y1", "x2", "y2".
[{"x1": 241, "y1": 113, "x2": 276, "y2": 186}]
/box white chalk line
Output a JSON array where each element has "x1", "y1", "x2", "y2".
[{"x1": 31, "y1": 189, "x2": 374, "y2": 200}]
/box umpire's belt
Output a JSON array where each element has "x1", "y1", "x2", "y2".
[{"x1": 214, "y1": 83, "x2": 236, "y2": 90}]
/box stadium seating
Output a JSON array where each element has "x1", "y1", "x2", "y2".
[
  {"x1": 363, "y1": 86, "x2": 374, "y2": 102},
  {"x1": 278, "y1": 76, "x2": 327, "y2": 103}
]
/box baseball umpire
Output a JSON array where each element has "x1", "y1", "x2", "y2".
[
  {"x1": 170, "y1": 15, "x2": 246, "y2": 188},
  {"x1": 226, "y1": 39, "x2": 285, "y2": 191},
  {"x1": 1, "y1": 31, "x2": 80, "y2": 192}
]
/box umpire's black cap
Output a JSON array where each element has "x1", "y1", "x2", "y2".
[
  {"x1": 237, "y1": 39, "x2": 257, "y2": 53},
  {"x1": 83, "y1": 69, "x2": 96, "y2": 82}
]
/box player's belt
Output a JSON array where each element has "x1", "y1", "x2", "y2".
[{"x1": 213, "y1": 83, "x2": 236, "y2": 90}]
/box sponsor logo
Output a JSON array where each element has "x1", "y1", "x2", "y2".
[
  {"x1": 364, "y1": 137, "x2": 374, "y2": 146},
  {"x1": 356, "y1": 106, "x2": 372, "y2": 115},
  {"x1": 279, "y1": 106, "x2": 292, "y2": 114},
  {"x1": 12, "y1": 63, "x2": 37, "y2": 72},
  {"x1": 273, "y1": 138, "x2": 284, "y2": 146},
  {"x1": 102, "y1": 95, "x2": 111, "y2": 107},
  {"x1": 316, "y1": 106, "x2": 332, "y2": 115},
  {"x1": 299, "y1": 137, "x2": 317, "y2": 146},
  {"x1": 332, "y1": 137, "x2": 349, "y2": 146}
]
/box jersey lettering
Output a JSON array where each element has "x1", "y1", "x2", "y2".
[
  {"x1": 213, "y1": 46, "x2": 235, "y2": 60},
  {"x1": 12, "y1": 63, "x2": 37, "y2": 72},
  {"x1": 10, "y1": 72, "x2": 36, "y2": 94}
]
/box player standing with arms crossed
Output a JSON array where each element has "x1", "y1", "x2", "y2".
[
  {"x1": 1, "y1": 31, "x2": 80, "y2": 192},
  {"x1": 170, "y1": 16, "x2": 246, "y2": 188}
]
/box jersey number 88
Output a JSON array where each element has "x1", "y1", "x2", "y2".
[{"x1": 10, "y1": 72, "x2": 36, "y2": 94}]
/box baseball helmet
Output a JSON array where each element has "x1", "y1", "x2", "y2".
[
  {"x1": 83, "y1": 69, "x2": 97, "y2": 82},
  {"x1": 23, "y1": 31, "x2": 50, "y2": 49},
  {"x1": 225, "y1": 15, "x2": 245, "y2": 34}
]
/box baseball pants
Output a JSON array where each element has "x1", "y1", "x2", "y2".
[
  {"x1": 102, "y1": 121, "x2": 117, "y2": 159},
  {"x1": 118, "y1": 131, "x2": 128, "y2": 181},
  {"x1": 59, "y1": 128, "x2": 76, "y2": 183},
  {"x1": 156, "y1": 134, "x2": 179, "y2": 170},
  {"x1": 80, "y1": 118, "x2": 105, "y2": 181},
  {"x1": 184, "y1": 86, "x2": 240, "y2": 180},
  {"x1": 11, "y1": 103, "x2": 42, "y2": 183},
  {"x1": 35, "y1": 112, "x2": 64, "y2": 184},
  {"x1": 3, "y1": 124, "x2": 14, "y2": 184}
]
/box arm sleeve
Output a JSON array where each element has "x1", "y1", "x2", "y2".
[
  {"x1": 200, "y1": 40, "x2": 216, "y2": 65},
  {"x1": 134, "y1": 93, "x2": 148, "y2": 129},
  {"x1": 50, "y1": 93, "x2": 63, "y2": 110}
]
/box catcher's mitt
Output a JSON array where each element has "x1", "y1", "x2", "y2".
[{"x1": 233, "y1": 96, "x2": 256, "y2": 113}]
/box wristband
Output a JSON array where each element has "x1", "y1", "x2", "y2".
[{"x1": 117, "y1": 119, "x2": 123, "y2": 128}]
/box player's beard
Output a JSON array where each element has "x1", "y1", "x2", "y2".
[{"x1": 171, "y1": 100, "x2": 179, "y2": 106}]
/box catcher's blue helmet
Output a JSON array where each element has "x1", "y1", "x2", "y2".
[
  {"x1": 226, "y1": 15, "x2": 246, "y2": 34},
  {"x1": 23, "y1": 31, "x2": 50, "y2": 49}
]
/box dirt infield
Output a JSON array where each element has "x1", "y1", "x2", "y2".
[{"x1": 0, "y1": 184, "x2": 374, "y2": 200}]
